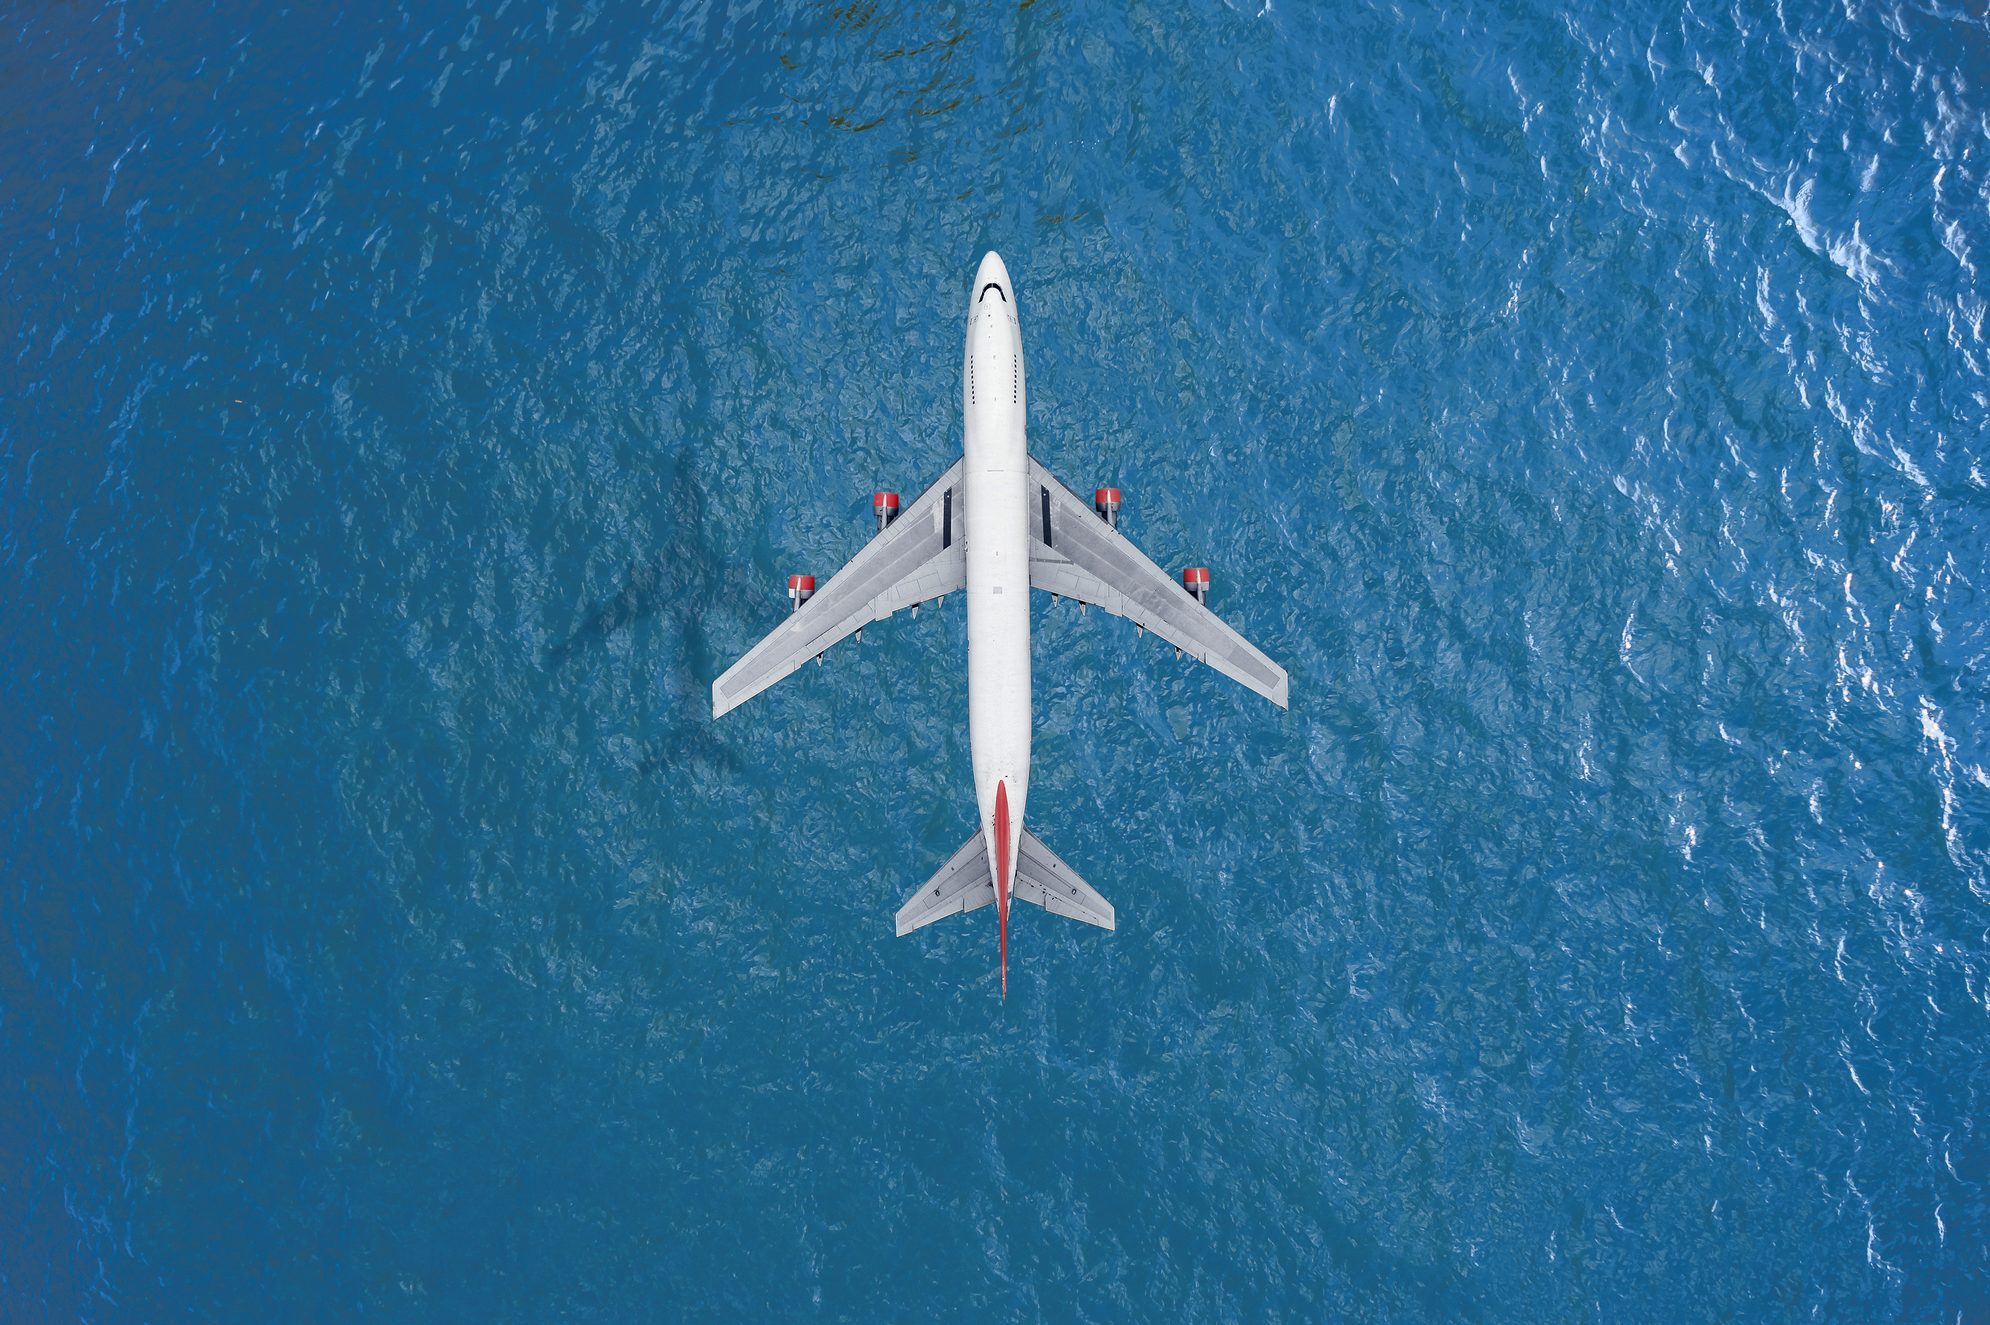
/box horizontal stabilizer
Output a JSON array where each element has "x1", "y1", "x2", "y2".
[
  {"x1": 1012, "y1": 830, "x2": 1114, "y2": 930},
  {"x1": 895, "y1": 833, "x2": 994, "y2": 936},
  {"x1": 895, "y1": 827, "x2": 1114, "y2": 936}
]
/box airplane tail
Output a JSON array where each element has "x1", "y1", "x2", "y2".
[{"x1": 896, "y1": 827, "x2": 1115, "y2": 937}]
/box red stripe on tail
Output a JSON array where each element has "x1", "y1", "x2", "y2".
[{"x1": 995, "y1": 780, "x2": 1010, "y2": 1000}]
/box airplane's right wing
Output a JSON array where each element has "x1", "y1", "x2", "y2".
[
  {"x1": 1026, "y1": 456, "x2": 1289, "y2": 707},
  {"x1": 713, "y1": 460, "x2": 965, "y2": 718}
]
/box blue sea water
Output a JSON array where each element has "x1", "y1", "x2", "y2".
[{"x1": 5, "y1": 0, "x2": 1990, "y2": 1318}]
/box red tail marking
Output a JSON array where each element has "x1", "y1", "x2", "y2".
[{"x1": 995, "y1": 780, "x2": 1010, "y2": 999}]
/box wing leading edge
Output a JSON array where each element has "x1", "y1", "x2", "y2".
[
  {"x1": 1025, "y1": 456, "x2": 1289, "y2": 707},
  {"x1": 712, "y1": 460, "x2": 965, "y2": 718}
]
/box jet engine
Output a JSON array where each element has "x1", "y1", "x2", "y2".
[
  {"x1": 1093, "y1": 487, "x2": 1122, "y2": 529},
  {"x1": 873, "y1": 491, "x2": 900, "y2": 532},
  {"x1": 1181, "y1": 566, "x2": 1210, "y2": 604},
  {"x1": 788, "y1": 574, "x2": 816, "y2": 612}
]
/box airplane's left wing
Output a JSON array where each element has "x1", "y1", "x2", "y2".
[{"x1": 713, "y1": 460, "x2": 965, "y2": 718}]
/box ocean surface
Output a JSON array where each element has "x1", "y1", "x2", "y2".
[{"x1": 5, "y1": 0, "x2": 1989, "y2": 1319}]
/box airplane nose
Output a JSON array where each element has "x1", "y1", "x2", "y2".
[{"x1": 975, "y1": 251, "x2": 1010, "y2": 305}]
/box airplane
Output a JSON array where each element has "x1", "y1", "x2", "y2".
[{"x1": 712, "y1": 252, "x2": 1288, "y2": 994}]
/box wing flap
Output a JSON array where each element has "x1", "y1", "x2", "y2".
[
  {"x1": 1027, "y1": 457, "x2": 1288, "y2": 708},
  {"x1": 713, "y1": 461, "x2": 965, "y2": 717}
]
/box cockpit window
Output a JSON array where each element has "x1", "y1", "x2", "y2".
[{"x1": 979, "y1": 283, "x2": 1006, "y2": 303}]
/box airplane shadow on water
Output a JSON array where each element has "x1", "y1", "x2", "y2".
[
  {"x1": 542, "y1": 550, "x2": 670, "y2": 668},
  {"x1": 543, "y1": 460, "x2": 738, "y2": 782}
]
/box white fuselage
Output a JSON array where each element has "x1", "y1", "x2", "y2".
[{"x1": 963, "y1": 252, "x2": 1029, "y2": 957}]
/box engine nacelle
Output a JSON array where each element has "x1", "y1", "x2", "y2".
[
  {"x1": 788, "y1": 574, "x2": 817, "y2": 612},
  {"x1": 873, "y1": 491, "x2": 900, "y2": 532},
  {"x1": 1181, "y1": 566, "x2": 1210, "y2": 604},
  {"x1": 1094, "y1": 487, "x2": 1122, "y2": 529}
]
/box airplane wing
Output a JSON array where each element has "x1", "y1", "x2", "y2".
[
  {"x1": 1025, "y1": 456, "x2": 1289, "y2": 707},
  {"x1": 712, "y1": 460, "x2": 965, "y2": 718}
]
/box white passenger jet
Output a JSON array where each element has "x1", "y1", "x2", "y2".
[{"x1": 713, "y1": 253, "x2": 1287, "y2": 993}]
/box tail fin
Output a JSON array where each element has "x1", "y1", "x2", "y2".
[{"x1": 895, "y1": 828, "x2": 1115, "y2": 937}]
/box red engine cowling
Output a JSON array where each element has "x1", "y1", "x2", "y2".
[
  {"x1": 788, "y1": 574, "x2": 817, "y2": 612},
  {"x1": 1094, "y1": 487, "x2": 1122, "y2": 529},
  {"x1": 873, "y1": 491, "x2": 900, "y2": 532},
  {"x1": 1181, "y1": 566, "x2": 1210, "y2": 604}
]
